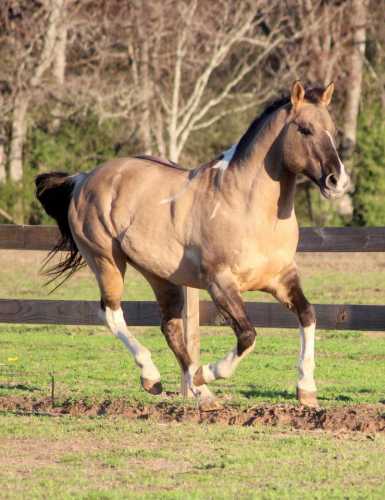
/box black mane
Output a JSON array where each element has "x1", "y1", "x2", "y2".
[{"x1": 231, "y1": 86, "x2": 325, "y2": 164}]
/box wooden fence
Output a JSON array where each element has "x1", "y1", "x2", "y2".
[
  {"x1": 1, "y1": 224, "x2": 385, "y2": 331},
  {"x1": 1, "y1": 224, "x2": 385, "y2": 393}
]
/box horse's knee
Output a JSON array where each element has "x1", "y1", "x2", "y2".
[{"x1": 237, "y1": 329, "x2": 256, "y2": 356}]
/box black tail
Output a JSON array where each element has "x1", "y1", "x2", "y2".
[{"x1": 35, "y1": 172, "x2": 85, "y2": 290}]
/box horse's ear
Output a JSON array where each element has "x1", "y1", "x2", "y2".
[
  {"x1": 321, "y1": 82, "x2": 334, "y2": 106},
  {"x1": 291, "y1": 81, "x2": 305, "y2": 110}
]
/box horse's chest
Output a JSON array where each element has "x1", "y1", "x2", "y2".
[{"x1": 233, "y1": 230, "x2": 298, "y2": 292}]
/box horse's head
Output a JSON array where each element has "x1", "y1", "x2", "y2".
[{"x1": 281, "y1": 81, "x2": 350, "y2": 199}]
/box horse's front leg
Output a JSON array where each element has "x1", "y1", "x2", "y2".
[
  {"x1": 269, "y1": 265, "x2": 318, "y2": 408},
  {"x1": 193, "y1": 271, "x2": 256, "y2": 386}
]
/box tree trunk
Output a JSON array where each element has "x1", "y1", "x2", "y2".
[
  {"x1": 341, "y1": 0, "x2": 368, "y2": 160},
  {"x1": 52, "y1": 19, "x2": 67, "y2": 85},
  {"x1": 336, "y1": 0, "x2": 368, "y2": 220},
  {"x1": 139, "y1": 38, "x2": 152, "y2": 155},
  {"x1": 9, "y1": 95, "x2": 29, "y2": 183},
  {"x1": 0, "y1": 139, "x2": 6, "y2": 183},
  {"x1": 9, "y1": 0, "x2": 66, "y2": 183},
  {"x1": 0, "y1": 96, "x2": 6, "y2": 182},
  {"x1": 51, "y1": 17, "x2": 68, "y2": 131}
]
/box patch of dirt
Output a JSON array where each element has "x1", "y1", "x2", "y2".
[
  {"x1": 1, "y1": 396, "x2": 384, "y2": 433},
  {"x1": 0, "y1": 436, "x2": 106, "y2": 469},
  {"x1": 0, "y1": 434, "x2": 190, "y2": 475}
]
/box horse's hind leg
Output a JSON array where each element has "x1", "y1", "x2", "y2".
[
  {"x1": 146, "y1": 274, "x2": 214, "y2": 401},
  {"x1": 90, "y1": 252, "x2": 162, "y2": 395}
]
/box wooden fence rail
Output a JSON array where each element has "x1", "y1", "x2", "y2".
[
  {"x1": 1, "y1": 224, "x2": 385, "y2": 252},
  {"x1": 1, "y1": 299, "x2": 385, "y2": 331},
  {"x1": 0, "y1": 225, "x2": 385, "y2": 332}
]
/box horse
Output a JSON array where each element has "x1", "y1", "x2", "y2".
[{"x1": 36, "y1": 81, "x2": 350, "y2": 408}]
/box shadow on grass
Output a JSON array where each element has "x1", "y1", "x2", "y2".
[
  {"x1": 240, "y1": 387, "x2": 296, "y2": 401},
  {"x1": 240, "y1": 386, "x2": 343, "y2": 403},
  {"x1": 0, "y1": 383, "x2": 41, "y2": 392},
  {"x1": 335, "y1": 394, "x2": 353, "y2": 402}
]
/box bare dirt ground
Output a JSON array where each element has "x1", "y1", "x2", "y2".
[{"x1": 1, "y1": 397, "x2": 384, "y2": 433}]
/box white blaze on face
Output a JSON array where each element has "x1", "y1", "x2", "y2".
[{"x1": 325, "y1": 130, "x2": 349, "y2": 192}]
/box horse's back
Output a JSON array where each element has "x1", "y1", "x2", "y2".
[
  {"x1": 75, "y1": 157, "x2": 189, "y2": 209},
  {"x1": 87, "y1": 156, "x2": 187, "y2": 185}
]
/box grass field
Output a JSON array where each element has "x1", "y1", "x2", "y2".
[{"x1": 0, "y1": 250, "x2": 385, "y2": 499}]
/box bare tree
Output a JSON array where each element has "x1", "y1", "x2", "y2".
[
  {"x1": 336, "y1": 0, "x2": 368, "y2": 219},
  {"x1": 297, "y1": 1, "x2": 348, "y2": 85},
  {"x1": 73, "y1": 0, "x2": 303, "y2": 162},
  {"x1": 340, "y1": 0, "x2": 369, "y2": 160},
  {"x1": 0, "y1": 93, "x2": 6, "y2": 182},
  {"x1": 153, "y1": 1, "x2": 281, "y2": 161},
  {"x1": 6, "y1": 0, "x2": 67, "y2": 183},
  {"x1": 0, "y1": 142, "x2": 6, "y2": 183}
]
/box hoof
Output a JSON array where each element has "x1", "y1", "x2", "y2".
[
  {"x1": 296, "y1": 387, "x2": 319, "y2": 408},
  {"x1": 199, "y1": 398, "x2": 223, "y2": 412},
  {"x1": 141, "y1": 377, "x2": 163, "y2": 395}
]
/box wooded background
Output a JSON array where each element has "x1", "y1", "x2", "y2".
[{"x1": 0, "y1": 0, "x2": 383, "y2": 226}]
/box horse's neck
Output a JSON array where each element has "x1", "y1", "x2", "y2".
[{"x1": 231, "y1": 106, "x2": 296, "y2": 220}]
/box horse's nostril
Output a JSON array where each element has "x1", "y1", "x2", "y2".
[{"x1": 326, "y1": 173, "x2": 338, "y2": 189}]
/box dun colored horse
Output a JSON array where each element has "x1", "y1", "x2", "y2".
[{"x1": 36, "y1": 81, "x2": 350, "y2": 408}]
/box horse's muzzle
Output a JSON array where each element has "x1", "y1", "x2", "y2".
[{"x1": 320, "y1": 169, "x2": 351, "y2": 199}]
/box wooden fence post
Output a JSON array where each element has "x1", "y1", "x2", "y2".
[{"x1": 181, "y1": 287, "x2": 200, "y2": 397}]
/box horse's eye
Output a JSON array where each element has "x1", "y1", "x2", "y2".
[{"x1": 298, "y1": 125, "x2": 312, "y2": 136}]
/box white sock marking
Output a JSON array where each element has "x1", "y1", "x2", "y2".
[
  {"x1": 183, "y1": 365, "x2": 214, "y2": 399},
  {"x1": 202, "y1": 340, "x2": 255, "y2": 383},
  {"x1": 103, "y1": 307, "x2": 160, "y2": 382},
  {"x1": 297, "y1": 322, "x2": 316, "y2": 392}
]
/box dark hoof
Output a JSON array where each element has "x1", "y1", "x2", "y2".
[
  {"x1": 296, "y1": 387, "x2": 319, "y2": 408},
  {"x1": 199, "y1": 398, "x2": 223, "y2": 412},
  {"x1": 141, "y1": 377, "x2": 163, "y2": 395}
]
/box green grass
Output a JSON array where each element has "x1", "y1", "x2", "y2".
[
  {"x1": 0, "y1": 250, "x2": 385, "y2": 498},
  {"x1": 1, "y1": 324, "x2": 385, "y2": 407},
  {"x1": 1, "y1": 416, "x2": 385, "y2": 499}
]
